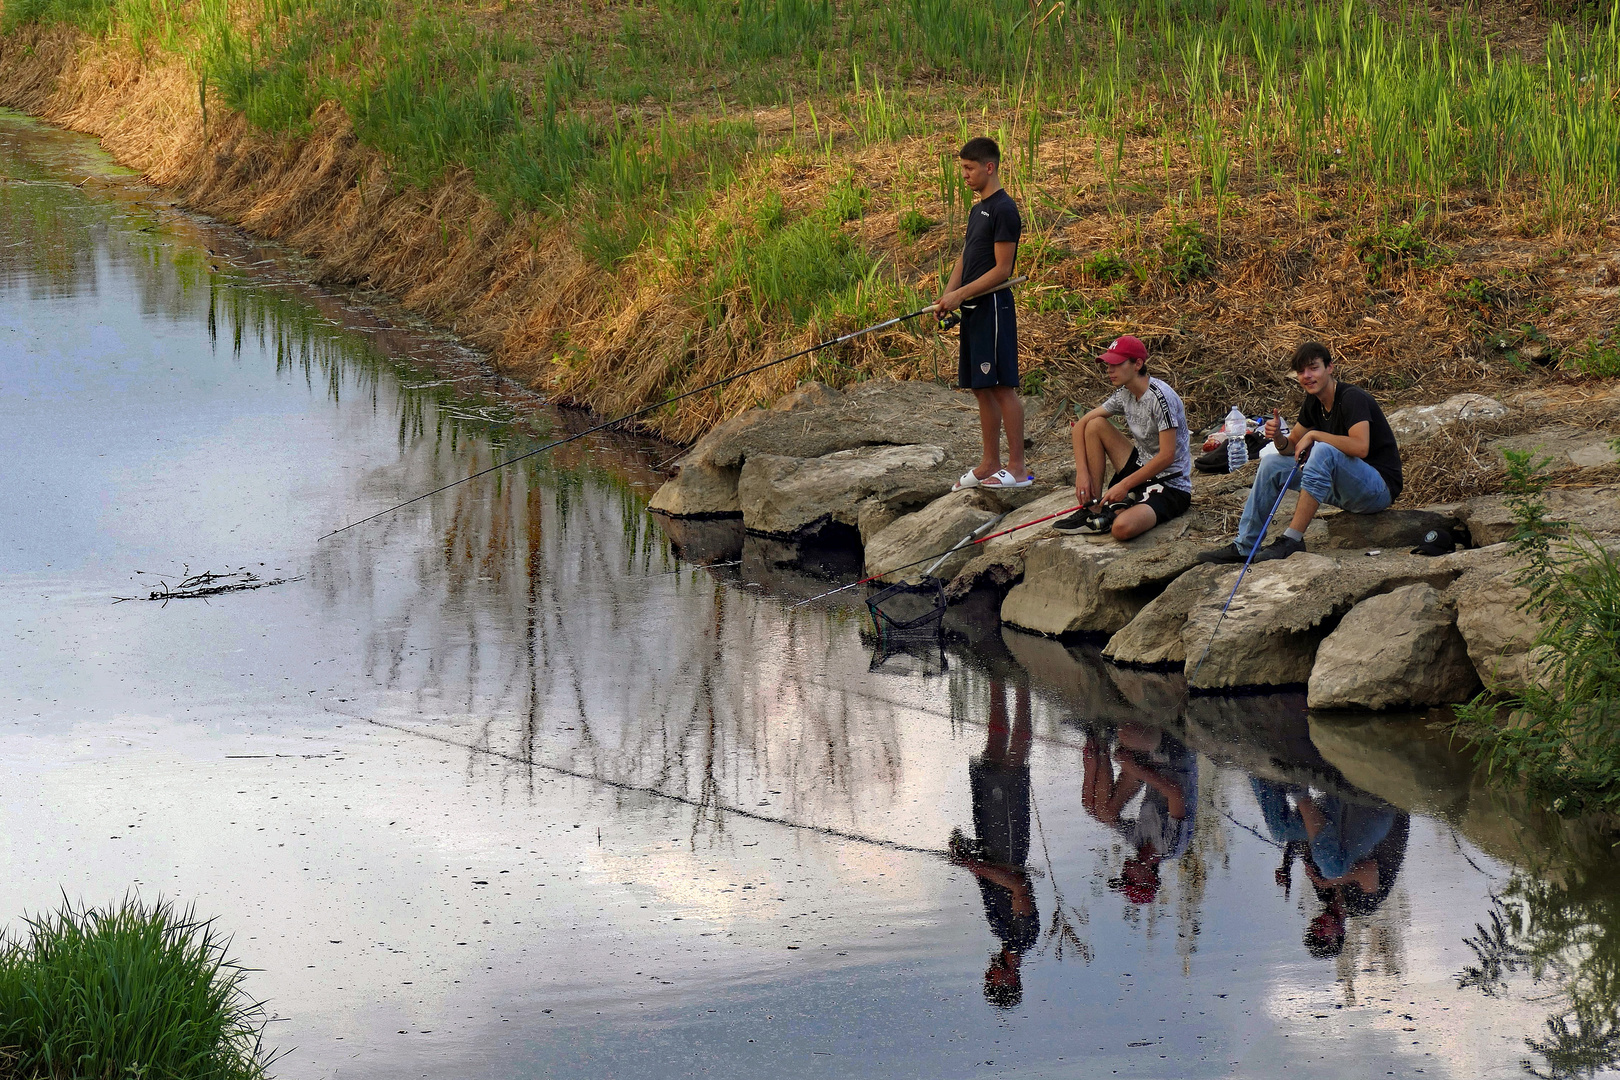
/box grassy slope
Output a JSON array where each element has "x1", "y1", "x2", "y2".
[{"x1": 2, "y1": 0, "x2": 1618, "y2": 495}]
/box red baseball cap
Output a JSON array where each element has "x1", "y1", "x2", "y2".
[{"x1": 1100, "y1": 335, "x2": 1148, "y2": 365}]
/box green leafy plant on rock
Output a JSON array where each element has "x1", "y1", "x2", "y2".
[{"x1": 1452, "y1": 449, "x2": 1620, "y2": 815}]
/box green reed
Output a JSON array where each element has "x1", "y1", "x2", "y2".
[{"x1": 0, "y1": 896, "x2": 275, "y2": 1080}]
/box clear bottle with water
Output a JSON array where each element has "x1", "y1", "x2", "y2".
[{"x1": 1225, "y1": 406, "x2": 1249, "y2": 472}]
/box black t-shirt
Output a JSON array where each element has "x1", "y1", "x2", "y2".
[
  {"x1": 961, "y1": 188, "x2": 1021, "y2": 286},
  {"x1": 1297, "y1": 382, "x2": 1404, "y2": 500}
]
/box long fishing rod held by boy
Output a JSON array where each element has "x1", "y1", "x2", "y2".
[{"x1": 320, "y1": 278, "x2": 1026, "y2": 541}]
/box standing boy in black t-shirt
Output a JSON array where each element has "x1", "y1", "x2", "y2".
[
  {"x1": 934, "y1": 137, "x2": 1030, "y2": 491},
  {"x1": 1198, "y1": 341, "x2": 1404, "y2": 564}
]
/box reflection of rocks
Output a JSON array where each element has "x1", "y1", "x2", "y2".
[
  {"x1": 864, "y1": 488, "x2": 1002, "y2": 583},
  {"x1": 999, "y1": 532, "x2": 1201, "y2": 637},
  {"x1": 1179, "y1": 553, "x2": 1458, "y2": 690},
  {"x1": 1002, "y1": 628, "x2": 1184, "y2": 727},
  {"x1": 1459, "y1": 485, "x2": 1620, "y2": 546},
  {"x1": 653, "y1": 514, "x2": 744, "y2": 564},
  {"x1": 1181, "y1": 691, "x2": 1356, "y2": 794},
  {"x1": 737, "y1": 443, "x2": 954, "y2": 540},
  {"x1": 1308, "y1": 584, "x2": 1480, "y2": 710},
  {"x1": 1308, "y1": 713, "x2": 1475, "y2": 817},
  {"x1": 737, "y1": 535, "x2": 862, "y2": 600}
]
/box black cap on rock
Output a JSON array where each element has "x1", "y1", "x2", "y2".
[{"x1": 1411, "y1": 528, "x2": 1456, "y2": 557}]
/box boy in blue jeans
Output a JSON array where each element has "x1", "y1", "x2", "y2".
[{"x1": 1198, "y1": 342, "x2": 1404, "y2": 564}]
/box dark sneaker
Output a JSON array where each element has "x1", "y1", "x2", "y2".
[
  {"x1": 1251, "y1": 535, "x2": 1307, "y2": 563},
  {"x1": 1196, "y1": 542, "x2": 1246, "y2": 564},
  {"x1": 1053, "y1": 510, "x2": 1112, "y2": 535}
]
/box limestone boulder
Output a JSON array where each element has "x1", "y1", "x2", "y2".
[
  {"x1": 1459, "y1": 485, "x2": 1620, "y2": 546},
  {"x1": 1000, "y1": 532, "x2": 1205, "y2": 637},
  {"x1": 652, "y1": 379, "x2": 980, "y2": 518},
  {"x1": 943, "y1": 489, "x2": 1080, "y2": 600},
  {"x1": 863, "y1": 488, "x2": 1005, "y2": 583},
  {"x1": 1178, "y1": 552, "x2": 1460, "y2": 690},
  {"x1": 1307, "y1": 584, "x2": 1480, "y2": 710},
  {"x1": 1489, "y1": 425, "x2": 1620, "y2": 471},
  {"x1": 1384, "y1": 393, "x2": 1510, "y2": 443},
  {"x1": 736, "y1": 443, "x2": 956, "y2": 539},
  {"x1": 1448, "y1": 551, "x2": 1548, "y2": 692},
  {"x1": 1103, "y1": 563, "x2": 1234, "y2": 666},
  {"x1": 648, "y1": 460, "x2": 741, "y2": 517}
]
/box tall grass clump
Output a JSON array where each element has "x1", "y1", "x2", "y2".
[
  {"x1": 0, "y1": 896, "x2": 275, "y2": 1079},
  {"x1": 1453, "y1": 450, "x2": 1620, "y2": 815}
]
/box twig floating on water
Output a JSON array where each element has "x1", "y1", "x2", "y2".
[{"x1": 113, "y1": 566, "x2": 303, "y2": 605}]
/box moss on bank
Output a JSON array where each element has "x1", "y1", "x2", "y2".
[{"x1": 1, "y1": 0, "x2": 1617, "y2": 479}]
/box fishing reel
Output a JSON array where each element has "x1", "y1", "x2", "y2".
[{"x1": 937, "y1": 310, "x2": 963, "y2": 331}]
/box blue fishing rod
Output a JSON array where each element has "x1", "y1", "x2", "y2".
[{"x1": 1188, "y1": 457, "x2": 1302, "y2": 682}]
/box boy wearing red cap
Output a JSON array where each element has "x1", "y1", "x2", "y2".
[{"x1": 1055, "y1": 335, "x2": 1193, "y2": 538}]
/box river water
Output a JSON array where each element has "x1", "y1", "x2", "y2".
[{"x1": 3, "y1": 109, "x2": 1618, "y2": 1080}]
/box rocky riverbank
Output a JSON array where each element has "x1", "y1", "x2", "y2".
[{"x1": 651, "y1": 376, "x2": 1620, "y2": 708}]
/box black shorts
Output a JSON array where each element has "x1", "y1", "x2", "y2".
[
  {"x1": 958, "y1": 290, "x2": 1019, "y2": 390},
  {"x1": 1118, "y1": 451, "x2": 1192, "y2": 525}
]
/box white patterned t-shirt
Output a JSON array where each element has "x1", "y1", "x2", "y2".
[{"x1": 1101, "y1": 377, "x2": 1194, "y2": 493}]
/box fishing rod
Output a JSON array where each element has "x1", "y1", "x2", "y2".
[
  {"x1": 793, "y1": 500, "x2": 1084, "y2": 608},
  {"x1": 1188, "y1": 458, "x2": 1301, "y2": 681},
  {"x1": 320, "y1": 276, "x2": 1027, "y2": 540}
]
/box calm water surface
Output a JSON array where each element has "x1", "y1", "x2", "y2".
[{"x1": 3, "y1": 109, "x2": 1618, "y2": 1080}]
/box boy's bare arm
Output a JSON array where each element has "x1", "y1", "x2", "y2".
[{"x1": 937, "y1": 242, "x2": 1015, "y2": 311}]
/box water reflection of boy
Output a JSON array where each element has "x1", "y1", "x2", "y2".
[
  {"x1": 951, "y1": 680, "x2": 1038, "y2": 1009},
  {"x1": 1082, "y1": 723, "x2": 1198, "y2": 905},
  {"x1": 1251, "y1": 779, "x2": 1409, "y2": 957}
]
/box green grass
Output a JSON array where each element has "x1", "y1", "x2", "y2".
[
  {"x1": 1161, "y1": 215, "x2": 1213, "y2": 284},
  {"x1": 0, "y1": 896, "x2": 275, "y2": 1080},
  {"x1": 1567, "y1": 338, "x2": 1620, "y2": 377}
]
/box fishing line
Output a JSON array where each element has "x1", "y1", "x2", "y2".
[
  {"x1": 361, "y1": 714, "x2": 955, "y2": 858},
  {"x1": 793, "y1": 500, "x2": 1083, "y2": 608},
  {"x1": 321, "y1": 277, "x2": 1026, "y2": 540},
  {"x1": 1188, "y1": 460, "x2": 1301, "y2": 682}
]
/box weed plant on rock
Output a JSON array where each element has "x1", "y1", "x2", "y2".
[
  {"x1": 1454, "y1": 450, "x2": 1620, "y2": 815},
  {"x1": 0, "y1": 897, "x2": 274, "y2": 1080}
]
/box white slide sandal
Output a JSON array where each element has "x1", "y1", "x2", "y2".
[
  {"x1": 951, "y1": 469, "x2": 984, "y2": 492},
  {"x1": 980, "y1": 469, "x2": 1033, "y2": 490}
]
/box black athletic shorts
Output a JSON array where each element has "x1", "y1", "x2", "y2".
[
  {"x1": 957, "y1": 289, "x2": 1019, "y2": 390},
  {"x1": 1118, "y1": 450, "x2": 1192, "y2": 525}
]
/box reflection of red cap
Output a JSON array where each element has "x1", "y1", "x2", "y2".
[
  {"x1": 1118, "y1": 878, "x2": 1158, "y2": 904},
  {"x1": 1110, "y1": 853, "x2": 1162, "y2": 904},
  {"x1": 1100, "y1": 335, "x2": 1148, "y2": 365}
]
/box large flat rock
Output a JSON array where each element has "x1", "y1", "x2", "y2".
[
  {"x1": 652, "y1": 379, "x2": 981, "y2": 518},
  {"x1": 863, "y1": 488, "x2": 1004, "y2": 583},
  {"x1": 1307, "y1": 583, "x2": 1480, "y2": 710},
  {"x1": 1459, "y1": 485, "x2": 1620, "y2": 546},
  {"x1": 736, "y1": 443, "x2": 955, "y2": 539},
  {"x1": 1178, "y1": 553, "x2": 1460, "y2": 690},
  {"x1": 1000, "y1": 531, "x2": 1204, "y2": 637},
  {"x1": 1384, "y1": 392, "x2": 1510, "y2": 443},
  {"x1": 1488, "y1": 424, "x2": 1620, "y2": 471},
  {"x1": 1311, "y1": 506, "x2": 1461, "y2": 551}
]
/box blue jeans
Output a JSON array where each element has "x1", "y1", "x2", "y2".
[
  {"x1": 1235, "y1": 444, "x2": 1392, "y2": 552},
  {"x1": 1249, "y1": 778, "x2": 1396, "y2": 880}
]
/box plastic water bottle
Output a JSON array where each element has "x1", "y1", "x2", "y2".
[{"x1": 1225, "y1": 406, "x2": 1249, "y2": 472}]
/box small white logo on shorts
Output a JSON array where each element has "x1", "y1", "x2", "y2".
[{"x1": 980, "y1": 362, "x2": 992, "y2": 374}]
